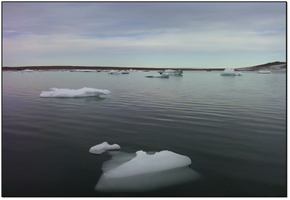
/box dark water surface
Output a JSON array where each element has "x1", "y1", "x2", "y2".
[{"x1": 2, "y1": 70, "x2": 286, "y2": 196}]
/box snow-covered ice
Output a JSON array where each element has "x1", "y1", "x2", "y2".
[
  {"x1": 89, "y1": 142, "x2": 121, "y2": 154},
  {"x1": 103, "y1": 150, "x2": 192, "y2": 178},
  {"x1": 40, "y1": 87, "x2": 111, "y2": 98},
  {"x1": 95, "y1": 150, "x2": 200, "y2": 192},
  {"x1": 220, "y1": 68, "x2": 243, "y2": 76}
]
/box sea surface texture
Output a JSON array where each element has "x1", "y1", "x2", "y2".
[{"x1": 2, "y1": 70, "x2": 286, "y2": 197}]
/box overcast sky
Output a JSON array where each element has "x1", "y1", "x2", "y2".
[{"x1": 3, "y1": 2, "x2": 286, "y2": 68}]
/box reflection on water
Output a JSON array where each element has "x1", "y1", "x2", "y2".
[
  {"x1": 2, "y1": 71, "x2": 286, "y2": 197},
  {"x1": 42, "y1": 96, "x2": 108, "y2": 103},
  {"x1": 97, "y1": 166, "x2": 199, "y2": 192}
]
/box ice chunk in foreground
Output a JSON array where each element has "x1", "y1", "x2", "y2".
[
  {"x1": 104, "y1": 150, "x2": 191, "y2": 178},
  {"x1": 96, "y1": 150, "x2": 200, "y2": 192},
  {"x1": 40, "y1": 87, "x2": 111, "y2": 97},
  {"x1": 89, "y1": 142, "x2": 121, "y2": 154}
]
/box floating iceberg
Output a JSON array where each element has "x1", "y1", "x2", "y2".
[
  {"x1": 220, "y1": 68, "x2": 242, "y2": 76},
  {"x1": 145, "y1": 73, "x2": 169, "y2": 78},
  {"x1": 74, "y1": 69, "x2": 96, "y2": 72},
  {"x1": 69, "y1": 69, "x2": 97, "y2": 72},
  {"x1": 22, "y1": 69, "x2": 34, "y2": 72},
  {"x1": 96, "y1": 150, "x2": 200, "y2": 192},
  {"x1": 108, "y1": 70, "x2": 121, "y2": 75},
  {"x1": 103, "y1": 150, "x2": 191, "y2": 178},
  {"x1": 159, "y1": 69, "x2": 183, "y2": 76},
  {"x1": 258, "y1": 70, "x2": 272, "y2": 74},
  {"x1": 89, "y1": 142, "x2": 121, "y2": 154},
  {"x1": 40, "y1": 87, "x2": 111, "y2": 98}
]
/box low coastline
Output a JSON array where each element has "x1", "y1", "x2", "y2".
[{"x1": 2, "y1": 66, "x2": 223, "y2": 71}]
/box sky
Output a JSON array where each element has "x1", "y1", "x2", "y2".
[{"x1": 2, "y1": 2, "x2": 286, "y2": 68}]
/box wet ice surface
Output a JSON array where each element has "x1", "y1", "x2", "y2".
[{"x1": 95, "y1": 150, "x2": 200, "y2": 192}]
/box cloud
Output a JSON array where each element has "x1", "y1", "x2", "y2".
[
  {"x1": 3, "y1": 2, "x2": 285, "y2": 35},
  {"x1": 2, "y1": 2, "x2": 286, "y2": 67},
  {"x1": 4, "y1": 30, "x2": 18, "y2": 33},
  {"x1": 3, "y1": 28, "x2": 285, "y2": 57}
]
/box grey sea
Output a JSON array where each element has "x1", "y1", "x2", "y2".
[{"x1": 2, "y1": 70, "x2": 286, "y2": 197}]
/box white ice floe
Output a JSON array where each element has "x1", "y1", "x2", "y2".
[
  {"x1": 145, "y1": 73, "x2": 169, "y2": 78},
  {"x1": 89, "y1": 142, "x2": 121, "y2": 154},
  {"x1": 22, "y1": 69, "x2": 34, "y2": 72},
  {"x1": 103, "y1": 150, "x2": 191, "y2": 178},
  {"x1": 108, "y1": 70, "x2": 121, "y2": 75},
  {"x1": 220, "y1": 68, "x2": 243, "y2": 76},
  {"x1": 75, "y1": 69, "x2": 96, "y2": 72},
  {"x1": 40, "y1": 87, "x2": 111, "y2": 98},
  {"x1": 96, "y1": 150, "x2": 200, "y2": 192}
]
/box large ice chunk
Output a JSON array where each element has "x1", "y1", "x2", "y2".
[
  {"x1": 89, "y1": 142, "x2": 121, "y2": 154},
  {"x1": 96, "y1": 151, "x2": 199, "y2": 192},
  {"x1": 104, "y1": 150, "x2": 192, "y2": 178},
  {"x1": 40, "y1": 87, "x2": 111, "y2": 97}
]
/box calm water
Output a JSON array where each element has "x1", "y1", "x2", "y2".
[{"x1": 2, "y1": 70, "x2": 286, "y2": 197}]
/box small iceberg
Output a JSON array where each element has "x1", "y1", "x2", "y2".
[
  {"x1": 95, "y1": 150, "x2": 199, "y2": 192},
  {"x1": 74, "y1": 69, "x2": 96, "y2": 72},
  {"x1": 108, "y1": 70, "x2": 121, "y2": 75},
  {"x1": 258, "y1": 70, "x2": 272, "y2": 74},
  {"x1": 121, "y1": 70, "x2": 130, "y2": 74},
  {"x1": 40, "y1": 87, "x2": 111, "y2": 98},
  {"x1": 70, "y1": 69, "x2": 96, "y2": 72},
  {"x1": 159, "y1": 69, "x2": 183, "y2": 76},
  {"x1": 220, "y1": 68, "x2": 242, "y2": 76},
  {"x1": 89, "y1": 142, "x2": 121, "y2": 154},
  {"x1": 22, "y1": 69, "x2": 34, "y2": 72},
  {"x1": 146, "y1": 73, "x2": 169, "y2": 78}
]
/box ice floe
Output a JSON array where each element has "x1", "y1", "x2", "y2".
[
  {"x1": 108, "y1": 70, "x2": 121, "y2": 75},
  {"x1": 89, "y1": 142, "x2": 121, "y2": 154},
  {"x1": 220, "y1": 68, "x2": 243, "y2": 76},
  {"x1": 95, "y1": 150, "x2": 200, "y2": 192},
  {"x1": 40, "y1": 87, "x2": 111, "y2": 98},
  {"x1": 145, "y1": 73, "x2": 169, "y2": 78},
  {"x1": 74, "y1": 69, "x2": 96, "y2": 72},
  {"x1": 103, "y1": 150, "x2": 191, "y2": 178},
  {"x1": 22, "y1": 69, "x2": 34, "y2": 72}
]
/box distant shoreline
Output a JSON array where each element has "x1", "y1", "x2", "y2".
[
  {"x1": 2, "y1": 61, "x2": 286, "y2": 71},
  {"x1": 2, "y1": 66, "x2": 223, "y2": 71}
]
